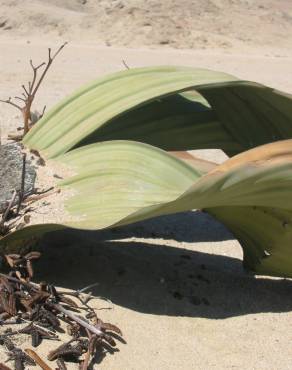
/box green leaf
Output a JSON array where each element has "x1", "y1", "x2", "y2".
[
  {"x1": 24, "y1": 66, "x2": 292, "y2": 158},
  {"x1": 3, "y1": 139, "x2": 292, "y2": 278}
]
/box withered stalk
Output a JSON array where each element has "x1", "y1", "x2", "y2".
[
  {"x1": 20, "y1": 318, "x2": 58, "y2": 338},
  {"x1": 0, "y1": 190, "x2": 17, "y2": 233},
  {"x1": 81, "y1": 329, "x2": 91, "y2": 370},
  {"x1": 122, "y1": 59, "x2": 130, "y2": 70},
  {"x1": 25, "y1": 349, "x2": 53, "y2": 370},
  {"x1": 0, "y1": 42, "x2": 67, "y2": 135},
  {"x1": 48, "y1": 303, "x2": 103, "y2": 337}
]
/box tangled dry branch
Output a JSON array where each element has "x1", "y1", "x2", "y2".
[{"x1": 0, "y1": 251, "x2": 123, "y2": 369}]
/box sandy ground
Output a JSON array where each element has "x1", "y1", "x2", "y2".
[
  {"x1": 1, "y1": 0, "x2": 292, "y2": 52},
  {"x1": 0, "y1": 1, "x2": 292, "y2": 368}
]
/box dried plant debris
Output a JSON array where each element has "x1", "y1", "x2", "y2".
[{"x1": 0, "y1": 252, "x2": 123, "y2": 369}]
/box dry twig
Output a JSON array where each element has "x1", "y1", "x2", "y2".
[
  {"x1": 122, "y1": 59, "x2": 130, "y2": 70},
  {"x1": 0, "y1": 190, "x2": 17, "y2": 235},
  {"x1": 25, "y1": 348, "x2": 53, "y2": 370},
  {"x1": 0, "y1": 42, "x2": 67, "y2": 136}
]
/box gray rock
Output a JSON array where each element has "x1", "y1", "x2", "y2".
[{"x1": 0, "y1": 143, "x2": 36, "y2": 213}]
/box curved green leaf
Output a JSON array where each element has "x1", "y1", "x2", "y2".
[
  {"x1": 24, "y1": 66, "x2": 292, "y2": 158},
  {"x1": 2, "y1": 139, "x2": 292, "y2": 278}
]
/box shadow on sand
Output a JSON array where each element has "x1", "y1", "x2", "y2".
[
  {"x1": 34, "y1": 211, "x2": 292, "y2": 319},
  {"x1": 84, "y1": 210, "x2": 233, "y2": 243}
]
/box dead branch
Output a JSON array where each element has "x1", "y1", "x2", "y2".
[
  {"x1": 0, "y1": 97, "x2": 22, "y2": 111},
  {"x1": 0, "y1": 42, "x2": 68, "y2": 136},
  {"x1": 38, "y1": 105, "x2": 47, "y2": 121},
  {"x1": 81, "y1": 330, "x2": 93, "y2": 370},
  {"x1": 25, "y1": 349, "x2": 53, "y2": 370},
  {"x1": 48, "y1": 303, "x2": 104, "y2": 337},
  {"x1": 122, "y1": 59, "x2": 130, "y2": 69}
]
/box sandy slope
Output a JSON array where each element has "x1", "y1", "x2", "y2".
[
  {"x1": 0, "y1": 1, "x2": 292, "y2": 368},
  {"x1": 1, "y1": 0, "x2": 292, "y2": 51}
]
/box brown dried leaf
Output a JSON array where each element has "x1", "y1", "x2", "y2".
[
  {"x1": 0, "y1": 291, "x2": 16, "y2": 316},
  {"x1": 7, "y1": 293, "x2": 17, "y2": 316},
  {"x1": 0, "y1": 363, "x2": 13, "y2": 370},
  {"x1": 59, "y1": 295, "x2": 78, "y2": 308},
  {"x1": 0, "y1": 276, "x2": 14, "y2": 293},
  {"x1": 47, "y1": 340, "x2": 75, "y2": 361},
  {"x1": 24, "y1": 251, "x2": 41, "y2": 261},
  {"x1": 101, "y1": 322, "x2": 123, "y2": 336},
  {"x1": 102, "y1": 333, "x2": 116, "y2": 347},
  {"x1": 26, "y1": 260, "x2": 34, "y2": 279},
  {"x1": 29, "y1": 291, "x2": 50, "y2": 306},
  {"x1": 5, "y1": 254, "x2": 21, "y2": 268},
  {"x1": 93, "y1": 317, "x2": 122, "y2": 336}
]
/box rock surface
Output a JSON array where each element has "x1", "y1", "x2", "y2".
[{"x1": 0, "y1": 143, "x2": 36, "y2": 212}]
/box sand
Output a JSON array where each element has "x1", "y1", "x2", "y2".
[
  {"x1": 1, "y1": 0, "x2": 292, "y2": 52},
  {"x1": 0, "y1": 1, "x2": 292, "y2": 369}
]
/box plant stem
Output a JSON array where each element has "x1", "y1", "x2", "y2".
[{"x1": 48, "y1": 303, "x2": 103, "y2": 337}]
